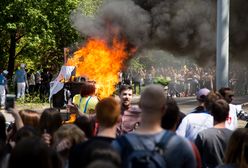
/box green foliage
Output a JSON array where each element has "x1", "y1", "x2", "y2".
[
  {"x1": 0, "y1": 0, "x2": 102, "y2": 74},
  {"x1": 128, "y1": 57, "x2": 144, "y2": 72},
  {"x1": 153, "y1": 76, "x2": 170, "y2": 86},
  {"x1": 16, "y1": 94, "x2": 49, "y2": 104},
  {"x1": 79, "y1": 0, "x2": 102, "y2": 16},
  {"x1": 16, "y1": 95, "x2": 50, "y2": 110}
]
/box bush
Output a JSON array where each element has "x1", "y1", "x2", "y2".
[
  {"x1": 153, "y1": 76, "x2": 170, "y2": 86},
  {"x1": 16, "y1": 94, "x2": 48, "y2": 104}
]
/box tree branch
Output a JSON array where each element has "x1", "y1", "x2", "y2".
[
  {"x1": 15, "y1": 43, "x2": 28, "y2": 58},
  {"x1": 15, "y1": 33, "x2": 25, "y2": 42}
]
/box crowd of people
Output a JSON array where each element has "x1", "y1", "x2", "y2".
[
  {"x1": 0, "y1": 62, "x2": 247, "y2": 109},
  {"x1": 0, "y1": 64, "x2": 53, "y2": 109},
  {"x1": 0, "y1": 80, "x2": 248, "y2": 168},
  {"x1": 120, "y1": 64, "x2": 248, "y2": 97}
]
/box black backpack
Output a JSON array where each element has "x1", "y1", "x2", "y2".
[{"x1": 118, "y1": 131, "x2": 173, "y2": 168}]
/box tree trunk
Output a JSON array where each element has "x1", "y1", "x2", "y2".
[{"x1": 8, "y1": 31, "x2": 16, "y2": 78}]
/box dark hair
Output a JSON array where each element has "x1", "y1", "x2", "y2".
[
  {"x1": 80, "y1": 82, "x2": 96, "y2": 97},
  {"x1": 0, "y1": 113, "x2": 6, "y2": 161},
  {"x1": 90, "y1": 142, "x2": 121, "y2": 167},
  {"x1": 14, "y1": 126, "x2": 39, "y2": 143},
  {"x1": 218, "y1": 87, "x2": 232, "y2": 97},
  {"x1": 39, "y1": 108, "x2": 62, "y2": 135},
  {"x1": 86, "y1": 142, "x2": 121, "y2": 168},
  {"x1": 211, "y1": 99, "x2": 229, "y2": 123},
  {"x1": 8, "y1": 137, "x2": 62, "y2": 168},
  {"x1": 205, "y1": 91, "x2": 222, "y2": 111},
  {"x1": 86, "y1": 160, "x2": 119, "y2": 168},
  {"x1": 224, "y1": 128, "x2": 248, "y2": 168},
  {"x1": 119, "y1": 84, "x2": 132, "y2": 94},
  {"x1": 197, "y1": 95, "x2": 208, "y2": 103},
  {"x1": 69, "y1": 141, "x2": 121, "y2": 168},
  {"x1": 161, "y1": 98, "x2": 180, "y2": 130},
  {"x1": 0, "y1": 113, "x2": 6, "y2": 142},
  {"x1": 74, "y1": 116, "x2": 93, "y2": 138}
]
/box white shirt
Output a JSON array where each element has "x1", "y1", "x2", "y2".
[
  {"x1": 176, "y1": 112, "x2": 213, "y2": 142},
  {"x1": 225, "y1": 104, "x2": 240, "y2": 130}
]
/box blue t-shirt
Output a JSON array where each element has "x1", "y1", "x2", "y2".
[
  {"x1": 0, "y1": 74, "x2": 7, "y2": 85},
  {"x1": 15, "y1": 69, "x2": 27, "y2": 83}
]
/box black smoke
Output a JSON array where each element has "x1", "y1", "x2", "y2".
[
  {"x1": 70, "y1": 0, "x2": 248, "y2": 65},
  {"x1": 230, "y1": 0, "x2": 248, "y2": 63}
]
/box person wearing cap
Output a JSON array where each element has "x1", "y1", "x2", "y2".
[
  {"x1": 176, "y1": 88, "x2": 213, "y2": 142},
  {"x1": 14, "y1": 64, "x2": 28, "y2": 98},
  {"x1": 219, "y1": 87, "x2": 248, "y2": 130},
  {"x1": 0, "y1": 70, "x2": 8, "y2": 109}
]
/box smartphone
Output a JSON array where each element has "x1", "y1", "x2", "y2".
[{"x1": 5, "y1": 94, "x2": 16, "y2": 110}]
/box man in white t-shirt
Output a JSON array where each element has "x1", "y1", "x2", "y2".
[
  {"x1": 219, "y1": 87, "x2": 248, "y2": 130},
  {"x1": 176, "y1": 88, "x2": 213, "y2": 142}
]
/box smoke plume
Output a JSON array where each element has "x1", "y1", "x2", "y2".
[{"x1": 70, "y1": 0, "x2": 248, "y2": 65}]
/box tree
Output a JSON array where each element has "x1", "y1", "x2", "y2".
[{"x1": 0, "y1": 0, "x2": 102, "y2": 77}]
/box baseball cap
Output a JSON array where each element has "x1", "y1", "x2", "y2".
[{"x1": 196, "y1": 88, "x2": 210, "y2": 101}]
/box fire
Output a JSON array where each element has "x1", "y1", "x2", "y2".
[{"x1": 66, "y1": 37, "x2": 131, "y2": 99}]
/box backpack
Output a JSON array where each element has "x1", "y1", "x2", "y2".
[{"x1": 118, "y1": 131, "x2": 173, "y2": 168}]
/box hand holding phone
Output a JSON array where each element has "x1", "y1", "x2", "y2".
[{"x1": 5, "y1": 94, "x2": 15, "y2": 110}]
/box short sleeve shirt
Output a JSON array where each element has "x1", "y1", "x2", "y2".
[{"x1": 73, "y1": 94, "x2": 99, "y2": 114}]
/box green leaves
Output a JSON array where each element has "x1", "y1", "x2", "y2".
[
  {"x1": 153, "y1": 76, "x2": 170, "y2": 86},
  {"x1": 0, "y1": 0, "x2": 102, "y2": 76},
  {"x1": 6, "y1": 23, "x2": 17, "y2": 30}
]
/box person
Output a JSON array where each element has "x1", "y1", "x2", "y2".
[
  {"x1": 15, "y1": 64, "x2": 28, "y2": 98},
  {"x1": 132, "y1": 70, "x2": 142, "y2": 95},
  {"x1": 39, "y1": 108, "x2": 63, "y2": 147},
  {"x1": 122, "y1": 71, "x2": 132, "y2": 85},
  {"x1": 112, "y1": 84, "x2": 197, "y2": 168},
  {"x1": 71, "y1": 142, "x2": 121, "y2": 168},
  {"x1": 53, "y1": 124, "x2": 87, "y2": 168},
  {"x1": 35, "y1": 70, "x2": 42, "y2": 93},
  {"x1": 69, "y1": 97, "x2": 121, "y2": 168},
  {"x1": 18, "y1": 109, "x2": 40, "y2": 130},
  {"x1": 8, "y1": 137, "x2": 62, "y2": 168},
  {"x1": 2, "y1": 125, "x2": 39, "y2": 168},
  {"x1": 73, "y1": 116, "x2": 94, "y2": 138},
  {"x1": 40, "y1": 68, "x2": 53, "y2": 100},
  {"x1": 6, "y1": 108, "x2": 24, "y2": 130},
  {"x1": 116, "y1": 84, "x2": 141, "y2": 135},
  {"x1": 176, "y1": 88, "x2": 213, "y2": 141},
  {"x1": 161, "y1": 98, "x2": 202, "y2": 168},
  {"x1": 28, "y1": 69, "x2": 36, "y2": 95},
  {"x1": 217, "y1": 128, "x2": 248, "y2": 168},
  {"x1": 0, "y1": 112, "x2": 7, "y2": 167},
  {"x1": 161, "y1": 97, "x2": 185, "y2": 131},
  {"x1": 195, "y1": 99, "x2": 233, "y2": 168},
  {"x1": 68, "y1": 82, "x2": 99, "y2": 122},
  {"x1": 0, "y1": 70, "x2": 8, "y2": 109},
  {"x1": 219, "y1": 87, "x2": 248, "y2": 130},
  {"x1": 86, "y1": 160, "x2": 120, "y2": 168}
]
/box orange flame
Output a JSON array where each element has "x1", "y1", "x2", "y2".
[{"x1": 66, "y1": 37, "x2": 131, "y2": 99}]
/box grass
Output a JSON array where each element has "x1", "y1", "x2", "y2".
[
  {"x1": 15, "y1": 94, "x2": 50, "y2": 111},
  {"x1": 16, "y1": 102, "x2": 50, "y2": 111}
]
